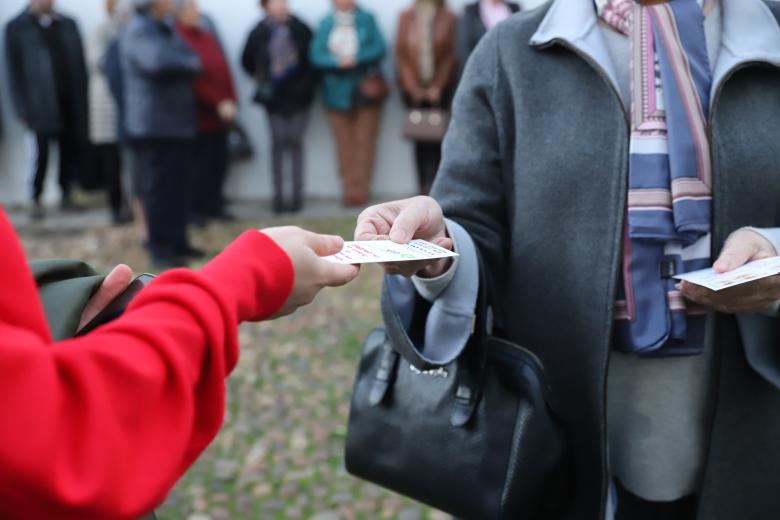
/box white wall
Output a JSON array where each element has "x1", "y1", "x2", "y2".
[{"x1": 0, "y1": 0, "x2": 545, "y2": 205}]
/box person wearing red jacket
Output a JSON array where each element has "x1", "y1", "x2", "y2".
[
  {"x1": 0, "y1": 204, "x2": 359, "y2": 519},
  {"x1": 177, "y1": 0, "x2": 238, "y2": 226}
]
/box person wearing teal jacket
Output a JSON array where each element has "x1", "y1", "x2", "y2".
[{"x1": 310, "y1": 0, "x2": 386, "y2": 207}]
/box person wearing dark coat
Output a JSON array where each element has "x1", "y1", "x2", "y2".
[
  {"x1": 457, "y1": 0, "x2": 519, "y2": 65},
  {"x1": 241, "y1": 0, "x2": 316, "y2": 214},
  {"x1": 5, "y1": 0, "x2": 89, "y2": 216},
  {"x1": 356, "y1": 0, "x2": 780, "y2": 518},
  {"x1": 121, "y1": 0, "x2": 202, "y2": 268}
]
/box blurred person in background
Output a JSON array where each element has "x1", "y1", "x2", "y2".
[
  {"x1": 103, "y1": 0, "x2": 149, "y2": 239},
  {"x1": 87, "y1": 0, "x2": 133, "y2": 225},
  {"x1": 121, "y1": 0, "x2": 202, "y2": 269},
  {"x1": 242, "y1": 0, "x2": 316, "y2": 215},
  {"x1": 457, "y1": 0, "x2": 519, "y2": 65},
  {"x1": 176, "y1": 0, "x2": 238, "y2": 226},
  {"x1": 395, "y1": 0, "x2": 457, "y2": 195},
  {"x1": 310, "y1": 0, "x2": 386, "y2": 208},
  {"x1": 5, "y1": 0, "x2": 89, "y2": 218}
]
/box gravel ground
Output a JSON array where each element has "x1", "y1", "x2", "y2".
[{"x1": 15, "y1": 211, "x2": 450, "y2": 520}]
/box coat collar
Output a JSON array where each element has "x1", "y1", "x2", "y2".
[{"x1": 528, "y1": 0, "x2": 780, "y2": 104}]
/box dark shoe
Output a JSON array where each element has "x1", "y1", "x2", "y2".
[
  {"x1": 178, "y1": 244, "x2": 207, "y2": 259},
  {"x1": 112, "y1": 208, "x2": 133, "y2": 226},
  {"x1": 31, "y1": 201, "x2": 45, "y2": 220},
  {"x1": 60, "y1": 197, "x2": 86, "y2": 213},
  {"x1": 190, "y1": 214, "x2": 208, "y2": 229}
]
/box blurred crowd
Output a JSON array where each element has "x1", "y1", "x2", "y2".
[{"x1": 4, "y1": 0, "x2": 520, "y2": 267}]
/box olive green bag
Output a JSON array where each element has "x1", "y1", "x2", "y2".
[
  {"x1": 30, "y1": 259, "x2": 157, "y2": 520},
  {"x1": 30, "y1": 259, "x2": 106, "y2": 341}
]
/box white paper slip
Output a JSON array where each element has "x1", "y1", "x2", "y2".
[
  {"x1": 673, "y1": 256, "x2": 780, "y2": 291},
  {"x1": 324, "y1": 240, "x2": 459, "y2": 265}
]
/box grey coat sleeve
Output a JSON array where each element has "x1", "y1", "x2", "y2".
[
  {"x1": 430, "y1": 26, "x2": 510, "y2": 320},
  {"x1": 124, "y1": 23, "x2": 201, "y2": 78}
]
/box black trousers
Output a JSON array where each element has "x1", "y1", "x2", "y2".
[
  {"x1": 32, "y1": 132, "x2": 82, "y2": 202},
  {"x1": 191, "y1": 130, "x2": 229, "y2": 219},
  {"x1": 414, "y1": 141, "x2": 442, "y2": 196},
  {"x1": 402, "y1": 94, "x2": 449, "y2": 196},
  {"x1": 133, "y1": 139, "x2": 194, "y2": 261},
  {"x1": 91, "y1": 143, "x2": 124, "y2": 216},
  {"x1": 615, "y1": 480, "x2": 697, "y2": 520},
  {"x1": 268, "y1": 111, "x2": 307, "y2": 212}
]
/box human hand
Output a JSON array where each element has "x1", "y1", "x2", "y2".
[
  {"x1": 339, "y1": 56, "x2": 357, "y2": 69},
  {"x1": 217, "y1": 100, "x2": 237, "y2": 123},
  {"x1": 262, "y1": 227, "x2": 360, "y2": 317},
  {"x1": 355, "y1": 196, "x2": 453, "y2": 278},
  {"x1": 77, "y1": 264, "x2": 134, "y2": 332},
  {"x1": 424, "y1": 86, "x2": 441, "y2": 104},
  {"x1": 680, "y1": 228, "x2": 780, "y2": 314}
]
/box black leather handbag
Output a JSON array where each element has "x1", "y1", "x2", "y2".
[
  {"x1": 227, "y1": 121, "x2": 254, "y2": 162},
  {"x1": 345, "y1": 267, "x2": 569, "y2": 519}
]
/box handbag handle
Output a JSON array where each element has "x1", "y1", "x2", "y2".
[
  {"x1": 375, "y1": 248, "x2": 493, "y2": 428},
  {"x1": 450, "y1": 250, "x2": 491, "y2": 427}
]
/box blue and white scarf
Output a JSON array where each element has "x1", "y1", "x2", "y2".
[{"x1": 598, "y1": 0, "x2": 716, "y2": 356}]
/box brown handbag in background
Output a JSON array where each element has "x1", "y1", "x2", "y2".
[
  {"x1": 403, "y1": 107, "x2": 451, "y2": 143},
  {"x1": 359, "y1": 71, "x2": 390, "y2": 102}
]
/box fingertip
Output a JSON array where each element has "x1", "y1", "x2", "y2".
[
  {"x1": 712, "y1": 259, "x2": 730, "y2": 274},
  {"x1": 435, "y1": 237, "x2": 454, "y2": 251},
  {"x1": 330, "y1": 263, "x2": 360, "y2": 286},
  {"x1": 389, "y1": 228, "x2": 410, "y2": 244},
  {"x1": 109, "y1": 263, "x2": 134, "y2": 281}
]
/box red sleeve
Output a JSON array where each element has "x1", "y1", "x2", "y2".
[{"x1": 0, "y1": 210, "x2": 293, "y2": 520}]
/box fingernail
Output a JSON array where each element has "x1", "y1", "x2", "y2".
[{"x1": 390, "y1": 230, "x2": 409, "y2": 243}]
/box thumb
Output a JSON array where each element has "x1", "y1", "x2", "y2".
[
  {"x1": 78, "y1": 264, "x2": 134, "y2": 330},
  {"x1": 389, "y1": 203, "x2": 427, "y2": 244},
  {"x1": 713, "y1": 236, "x2": 760, "y2": 273},
  {"x1": 433, "y1": 236, "x2": 454, "y2": 251},
  {"x1": 306, "y1": 233, "x2": 345, "y2": 257}
]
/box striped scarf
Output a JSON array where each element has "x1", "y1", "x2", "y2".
[
  {"x1": 597, "y1": 0, "x2": 715, "y2": 356},
  {"x1": 268, "y1": 20, "x2": 299, "y2": 82}
]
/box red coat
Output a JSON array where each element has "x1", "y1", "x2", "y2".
[
  {"x1": 177, "y1": 22, "x2": 237, "y2": 132},
  {"x1": 0, "y1": 206, "x2": 293, "y2": 519}
]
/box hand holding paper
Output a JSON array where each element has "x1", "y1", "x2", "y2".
[
  {"x1": 324, "y1": 240, "x2": 458, "y2": 265},
  {"x1": 679, "y1": 228, "x2": 780, "y2": 315},
  {"x1": 354, "y1": 197, "x2": 455, "y2": 278}
]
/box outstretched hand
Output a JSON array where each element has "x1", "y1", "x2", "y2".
[
  {"x1": 681, "y1": 228, "x2": 780, "y2": 314},
  {"x1": 355, "y1": 196, "x2": 453, "y2": 278},
  {"x1": 263, "y1": 227, "x2": 360, "y2": 318}
]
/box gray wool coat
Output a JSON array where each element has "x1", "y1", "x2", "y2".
[
  {"x1": 119, "y1": 12, "x2": 201, "y2": 140},
  {"x1": 425, "y1": 2, "x2": 780, "y2": 519}
]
